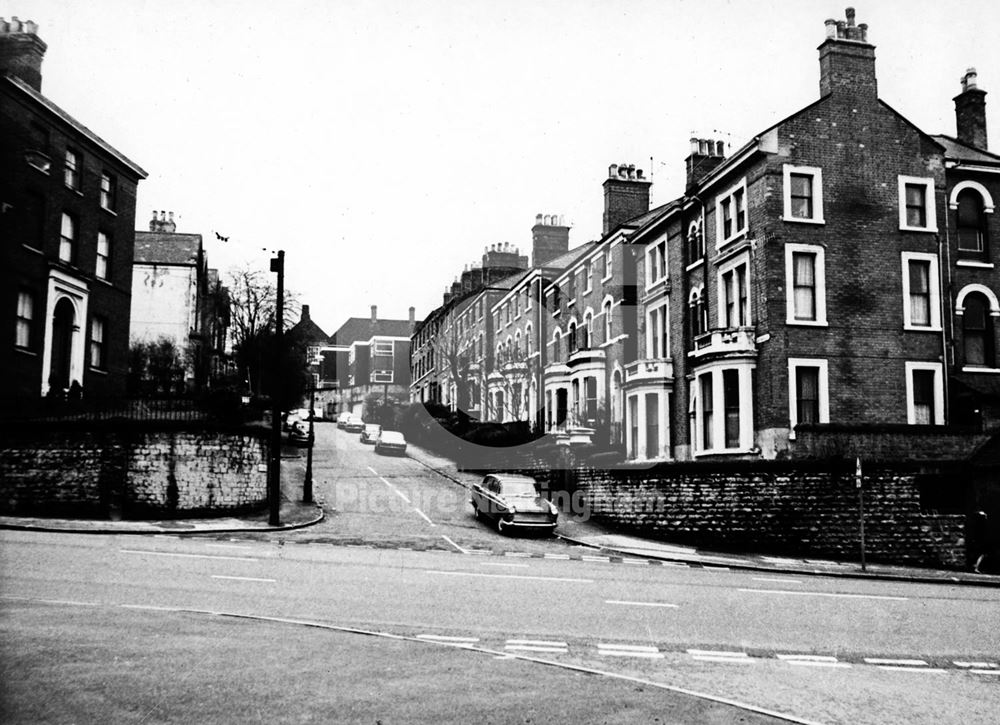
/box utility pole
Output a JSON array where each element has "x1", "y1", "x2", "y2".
[
  {"x1": 268, "y1": 250, "x2": 284, "y2": 526},
  {"x1": 304, "y1": 386, "x2": 315, "y2": 504}
]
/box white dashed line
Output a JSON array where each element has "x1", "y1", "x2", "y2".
[
  {"x1": 367, "y1": 466, "x2": 411, "y2": 503},
  {"x1": 605, "y1": 600, "x2": 679, "y2": 609},
  {"x1": 623, "y1": 558, "x2": 649, "y2": 566},
  {"x1": 440, "y1": 535, "x2": 467, "y2": 554},
  {"x1": 121, "y1": 549, "x2": 257, "y2": 562},
  {"x1": 503, "y1": 552, "x2": 532, "y2": 558},
  {"x1": 427, "y1": 571, "x2": 593, "y2": 583},
  {"x1": 211, "y1": 575, "x2": 276, "y2": 583},
  {"x1": 876, "y1": 666, "x2": 947, "y2": 673},
  {"x1": 688, "y1": 649, "x2": 754, "y2": 664},
  {"x1": 505, "y1": 638, "x2": 568, "y2": 654},
  {"x1": 739, "y1": 588, "x2": 908, "y2": 601},
  {"x1": 544, "y1": 553, "x2": 570, "y2": 560},
  {"x1": 777, "y1": 654, "x2": 850, "y2": 668},
  {"x1": 413, "y1": 508, "x2": 435, "y2": 526},
  {"x1": 864, "y1": 658, "x2": 928, "y2": 666},
  {"x1": 971, "y1": 669, "x2": 1000, "y2": 676},
  {"x1": 582, "y1": 555, "x2": 611, "y2": 563},
  {"x1": 953, "y1": 661, "x2": 999, "y2": 669},
  {"x1": 416, "y1": 634, "x2": 480, "y2": 646},
  {"x1": 597, "y1": 643, "x2": 664, "y2": 659}
]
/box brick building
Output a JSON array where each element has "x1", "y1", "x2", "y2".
[{"x1": 1, "y1": 18, "x2": 147, "y2": 400}]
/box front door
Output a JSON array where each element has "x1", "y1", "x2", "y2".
[{"x1": 49, "y1": 297, "x2": 75, "y2": 392}]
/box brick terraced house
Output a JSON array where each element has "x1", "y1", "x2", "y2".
[{"x1": 1, "y1": 18, "x2": 147, "y2": 400}]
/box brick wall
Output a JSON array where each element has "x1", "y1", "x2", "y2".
[
  {"x1": 505, "y1": 453, "x2": 967, "y2": 569},
  {"x1": 0, "y1": 427, "x2": 267, "y2": 518}
]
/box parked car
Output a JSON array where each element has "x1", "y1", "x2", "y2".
[
  {"x1": 343, "y1": 416, "x2": 365, "y2": 433},
  {"x1": 283, "y1": 411, "x2": 301, "y2": 431},
  {"x1": 374, "y1": 430, "x2": 407, "y2": 456},
  {"x1": 360, "y1": 423, "x2": 382, "y2": 444},
  {"x1": 288, "y1": 421, "x2": 311, "y2": 446},
  {"x1": 470, "y1": 474, "x2": 558, "y2": 535},
  {"x1": 336, "y1": 412, "x2": 352, "y2": 429}
]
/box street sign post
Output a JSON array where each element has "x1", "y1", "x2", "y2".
[{"x1": 856, "y1": 456, "x2": 866, "y2": 572}]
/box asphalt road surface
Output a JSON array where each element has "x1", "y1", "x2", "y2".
[{"x1": 1, "y1": 423, "x2": 998, "y2": 724}]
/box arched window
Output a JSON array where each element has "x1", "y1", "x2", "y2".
[
  {"x1": 603, "y1": 300, "x2": 613, "y2": 342},
  {"x1": 526, "y1": 324, "x2": 533, "y2": 356},
  {"x1": 957, "y1": 189, "x2": 988, "y2": 257},
  {"x1": 963, "y1": 292, "x2": 995, "y2": 367},
  {"x1": 568, "y1": 321, "x2": 578, "y2": 354},
  {"x1": 688, "y1": 286, "x2": 707, "y2": 340},
  {"x1": 515, "y1": 331, "x2": 522, "y2": 358},
  {"x1": 553, "y1": 330, "x2": 562, "y2": 363},
  {"x1": 582, "y1": 312, "x2": 593, "y2": 350}
]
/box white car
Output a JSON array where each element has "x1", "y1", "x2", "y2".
[{"x1": 374, "y1": 431, "x2": 407, "y2": 455}]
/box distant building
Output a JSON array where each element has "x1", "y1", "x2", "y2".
[
  {"x1": 131, "y1": 211, "x2": 229, "y2": 390},
  {"x1": 0, "y1": 17, "x2": 147, "y2": 399},
  {"x1": 320, "y1": 306, "x2": 415, "y2": 416},
  {"x1": 288, "y1": 304, "x2": 329, "y2": 390}
]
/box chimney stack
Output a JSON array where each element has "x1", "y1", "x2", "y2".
[
  {"x1": 0, "y1": 17, "x2": 47, "y2": 92},
  {"x1": 818, "y1": 8, "x2": 876, "y2": 100},
  {"x1": 685, "y1": 137, "x2": 728, "y2": 190},
  {"x1": 409, "y1": 306, "x2": 415, "y2": 325},
  {"x1": 370, "y1": 305, "x2": 377, "y2": 323},
  {"x1": 301, "y1": 304, "x2": 310, "y2": 321},
  {"x1": 531, "y1": 212, "x2": 570, "y2": 266},
  {"x1": 603, "y1": 162, "x2": 651, "y2": 235},
  {"x1": 955, "y1": 67, "x2": 988, "y2": 150}
]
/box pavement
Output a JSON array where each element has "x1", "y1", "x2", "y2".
[{"x1": 2, "y1": 440, "x2": 999, "y2": 589}]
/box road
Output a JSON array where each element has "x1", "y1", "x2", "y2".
[{"x1": 1, "y1": 422, "x2": 998, "y2": 724}]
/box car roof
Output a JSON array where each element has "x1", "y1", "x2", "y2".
[
  {"x1": 489, "y1": 474, "x2": 537, "y2": 484},
  {"x1": 380, "y1": 430, "x2": 404, "y2": 439}
]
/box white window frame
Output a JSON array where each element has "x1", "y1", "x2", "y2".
[
  {"x1": 16, "y1": 290, "x2": 34, "y2": 349},
  {"x1": 603, "y1": 250, "x2": 613, "y2": 281},
  {"x1": 782, "y1": 164, "x2": 825, "y2": 224},
  {"x1": 717, "y1": 252, "x2": 751, "y2": 328},
  {"x1": 625, "y1": 389, "x2": 671, "y2": 461},
  {"x1": 901, "y1": 251, "x2": 942, "y2": 331},
  {"x1": 646, "y1": 300, "x2": 669, "y2": 360},
  {"x1": 904, "y1": 361, "x2": 944, "y2": 425},
  {"x1": 787, "y1": 358, "x2": 830, "y2": 435},
  {"x1": 715, "y1": 178, "x2": 748, "y2": 248},
  {"x1": 692, "y1": 364, "x2": 755, "y2": 455},
  {"x1": 784, "y1": 243, "x2": 827, "y2": 326},
  {"x1": 89, "y1": 316, "x2": 106, "y2": 369},
  {"x1": 603, "y1": 298, "x2": 613, "y2": 344},
  {"x1": 96, "y1": 232, "x2": 110, "y2": 280},
  {"x1": 373, "y1": 341, "x2": 394, "y2": 356},
  {"x1": 897, "y1": 175, "x2": 938, "y2": 233},
  {"x1": 59, "y1": 212, "x2": 75, "y2": 263},
  {"x1": 645, "y1": 238, "x2": 667, "y2": 289},
  {"x1": 372, "y1": 370, "x2": 394, "y2": 384}
]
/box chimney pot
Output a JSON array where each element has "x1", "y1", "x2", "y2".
[
  {"x1": 371, "y1": 305, "x2": 377, "y2": 322},
  {"x1": 858, "y1": 23, "x2": 867, "y2": 42},
  {"x1": 409, "y1": 306, "x2": 415, "y2": 324},
  {"x1": 608, "y1": 163, "x2": 618, "y2": 178},
  {"x1": 535, "y1": 213, "x2": 543, "y2": 224},
  {"x1": 824, "y1": 18, "x2": 837, "y2": 39},
  {"x1": 846, "y1": 7, "x2": 855, "y2": 27}
]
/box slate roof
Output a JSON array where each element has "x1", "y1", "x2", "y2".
[
  {"x1": 134, "y1": 232, "x2": 203, "y2": 265},
  {"x1": 329, "y1": 317, "x2": 413, "y2": 345},
  {"x1": 930, "y1": 135, "x2": 1000, "y2": 166},
  {"x1": 290, "y1": 317, "x2": 330, "y2": 343}
]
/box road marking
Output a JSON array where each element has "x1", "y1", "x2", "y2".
[
  {"x1": 38, "y1": 599, "x2": 101, "y2": 607},
  {"x1": 503, "y1": 552, "x2": 532, "y2": 558},
  {"x1": 582, "y1": 555, "x2": 611, "y2": 563},
  {"x1": 623, "y1": 558, "x2": 649, "y2": 566},
  {"x1": 417, "y1": 634, "x2": 479, "y2": 646},
  {"x1": 204, "y1": 544, "x2": 257, "y2": 552},
  {"x1": 864, "y1": 658, "x2": 928, "y2": 666},
  {"x1": 876, "y1": 666, "x2": 947, "y2": 673},
  {"x1": 121, "y1": 604, "x2": 183, "y2": 612},
  {"x1": 505, "y1": 638, "x2": 569, "y2": 653},
  {"x1": 481, "y1": 562, "x2": 530, "y2": 568},
  {"x1": 954, "y1": 661, "x2": 999, "y2": 669},
  {"x1": 427, "y1": 570, "x2": 593, "y2": 583},
  {"x1": 544, "y1": 553, "x2": 570, "y2": 560},
  {"x1": 413, "y1": 508, "x2": 435, "y2": 526},
  {"x1": 777, "y1": 654, "x2": 850, "y2": 668},
  {"x1": 605, "y1": 600, "x2": 679, "y2": 609},
  {"x1": 738, "y1": 588, "x2": 908, "y2": 601},
  {"x1": 121, "y1": 549, "x2": 257, "y2": 562},
  {"x1": 597, "y1": 643, "x2": 664, "y2": 659},
  {"x1": 688, "y1": 649, "x2": 754, "y2": 664},
  {"x1": 752, "y1": 577, "x2": 803, "y2": 585},
  {"x1": 368, "y1": 466, "x2": 411, "y2": 503},
  {"x1": 441, "y1": 535, "x2": 467, "y2": 554},
  {"x1": 507, "y1": 639, "x2": 568, "y2": 647},
  {"x1": 211, "y1": 575, "x2": 276, "y2": 583},
  {"x1": 971, "y1": 669, "x2": 1000, "y2": 676}
]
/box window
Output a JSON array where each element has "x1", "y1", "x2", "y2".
[
  {"x1": 567, "y1": 321, "x2": 577, "y2": 354},
  {"x1": 584, "y1": 260, "x2": 592, "y2": 293},
  {"x1": 597, "y1": 254, "x2": 606, "y2": 281},
  {"x1": 525, "y1": 325, "x2": 533, "y2": 356},
  {"x1": 584, "y1": 377, "x2": 598, "y2": 421},
  {"x1": 689, "y1": 286, "x2": 708, "y2": 340},
  {"x1": 374, "y1": 341, "x2": 393, "y2": 357},
  {"x1": 962, "y1": 293, "x2": 995, "y2": 367},
  {"x1": 581, "y1": 312, "x2": 592, "y2": 349},
  {"x1": 644, "y1": 393, "x2": 659, "y2": 459},
  {"x1": 956, "y1": 188, "x2": 988, "y2": 258},
  {"x1": 59, "y1": 212, "x2": 76, "y2": 263},
  {"x1": 505, "y1": 302, "x2": 511, "y2": 324},
  {"x1": 700, "y1": 375, "x2": 714, "y2": 450},
  {"x1": 553, "y1": 331, "x2": 562, "y2": 363},
  {"x1": 785, "y1": 244, "x2": 827, "y2": 325},
  {"x1": 898, "y1": 176, "x2": 937, "y2": 232},
  {"x1": 788, "y1": 359, "x2": 830, "y2": 431},
  {"x1": 27, "y1": 123, "x2": 51, "y2": 172},
  {"x1": 722, "y1": 370, "x2": 741, "y2": 449},
  {"x1": 628, "y1": 396, "x2": 639, "y2": 456},
  {"x1": 603, "y1": 300, "x2": 613, "y2": 343},
  {"x1": 901, "y1": 252, "x2": 941, "y2": 330},
  {"x1": 16, "y1": 291, "x2": 34, "y2": 349},
  {"x1": 718, "y1": 256, "x2": 750, "y2": 328},
  {"x1": 567, "y1": 272, "x2": 576, "y2": 300},
  {"x1": 515, "y1": 294, "x2": 521, "y2": 319},
  {"x1": 525, "y1": 284, "x2": 532, "y2": 311},
  {"x1": 906, "y1": 362, "x2": 943, "y2": 425},
  {"x1": 64, "y1": 149, "x2": 80, "y2": 190},
  {"x1": 372, "y1": 371, "x2": 393, "y2": 383},
  {"x1": 96, "y1": 232, "x2": 110, "y2": 280},
  {"x1": 647, "y1": 239, "x2": 667, "y2": 287},
  {"x1": 604, "y1": 250, "x2": 613, "y2": 279},
  {"x1": 782, "y1": 165, "x2": 824, "y2": 223},
  {"x1": 687, "y1": 219, "x2": 705, "y2": 264},
  {"x1": 647, "y1": 304, "x2": 669, "y2": 358},
  {"x1": 90, "y1": 316, "x2": 106, "y2": 369},
  {"x1": 100, "y1": 172, "x2": 117, "y2": 211},
  {"x1": 716, "y1": 180, "x2": 747, "y2": 246}
]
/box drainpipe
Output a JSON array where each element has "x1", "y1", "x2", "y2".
[{"x1": 940, "y1": 188, "x2": 953, "y2": 425}]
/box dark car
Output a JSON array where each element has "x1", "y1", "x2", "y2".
[
  {"x1": 360, "y1": 423, "x2": 382, "y2": 444},
  {"x1": 470, "y1": 474, "x2": 558, "y2": 535},
  {"x1": 288, "y1": 421, "x2": 311, "y2": 446},
  {"x1": 374, "y1": 430, "x2": 407, "y2": 456}
]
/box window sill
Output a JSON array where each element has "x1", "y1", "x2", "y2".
[
  {"x1": 645, "y1": 278, "x2": 668, "y2": 293},
  {"x1": 601, "y1": 274, "x2": 613, "y2": 284},
  {"x1": 961, "y1": 366, "x2": 1000, "y2": 374},
  {"x1": 716, "y1": 230, "x2": 748, "y2": 251},
  {"x1": 22, "y1": 244, "x2": 44, "y2": 255},
  {"x1": 100, "y1": 206, "x2": 118, "y2": 217},
  {"x1": 88, "y1": 367, "x2": 109, "y2": 376},
  {"x1": 903, "y1": 324, "x2": 943, "y2": 332},
  {"x1": 956, "y1": 259, "x2": 994, "y2": 269},
  {"x1": 781, "y1": 215, "x2": 826, "y2": 225},
  {"x1": 685, "y1": 258, "x2": 705, "y2": 272},
  {"x1": 786, "y1": 319, "x2": 829, "y2": 327},
  {"x1": 693, "y1": 447, "x2": 756, "y2": 458},
  {"x1": 899, "y1": 225, "x2": 938, "y2": 234},
  {"x1": 15, "y1": 347, "x2": 38, "y2": 357}
]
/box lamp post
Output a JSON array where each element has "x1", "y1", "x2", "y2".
[
  {"x1": 304, "y1": 386, "x2": 316, "y2": 504},
  {"x1": 268, "y1": 250, "x2": 284, "y2": 526}
]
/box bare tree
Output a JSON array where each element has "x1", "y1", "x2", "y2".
[{"x1": 432, "y1": 319, "x2": 471, "y2": 412}]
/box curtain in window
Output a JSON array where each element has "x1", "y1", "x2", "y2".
[
  {"x1": 957, "y1": 190, "x2": 986, "y2": 253},
  {"x1": 796, "y1": 367, "x2": 819, "y2": 424},
  {"x1": 793, "y1": 253, "x2": 816, "y2": 320},
  {"x1": 908, "y1": 261, "x2": 931, "y2": 325},
  {"x1": 963, "y1": 294, "x2": 991, "y2": 366}
]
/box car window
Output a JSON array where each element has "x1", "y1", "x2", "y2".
[{"x1": 501, "y1": 480, "x2": 537, "y2": 497}]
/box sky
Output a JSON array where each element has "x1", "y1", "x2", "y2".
[{"x1": 12, "y1": 0, "x2": 1000, "y2": 334}]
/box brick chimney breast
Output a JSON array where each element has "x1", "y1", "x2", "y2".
[
  {"x1": 818, "y1": 7, "x2": 877, "y2": 100},
  {"x1": 0, "y1": 17, "x2": 47, "y2": 91},
  {"x1": 603, "y1": 162, "x2": 652, "y2": 236},
  {"x1": 531, "y1": 212, "x2": 570, "y2": 266},
  {"x1": 954, "y1": 67, "x2": 988, "y2": 150}
]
